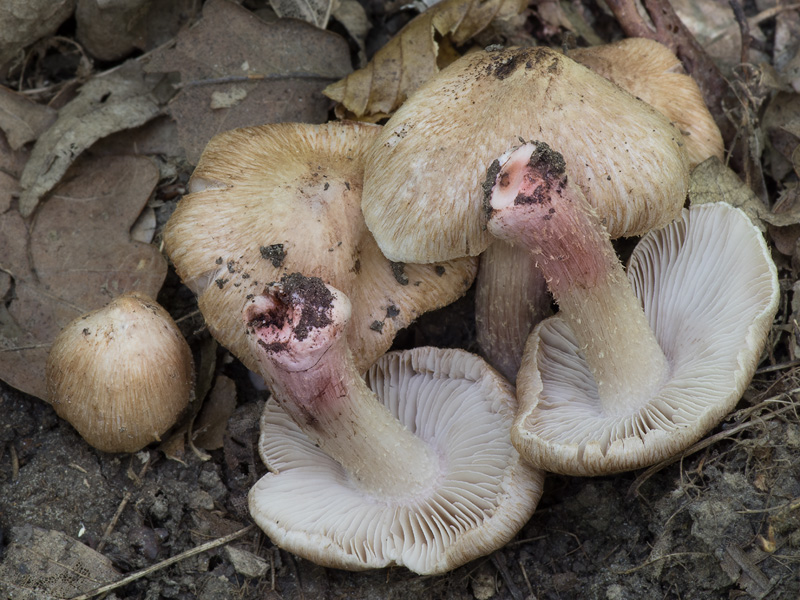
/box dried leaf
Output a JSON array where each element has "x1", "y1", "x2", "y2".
[
  {"x1": 331, "y1": 0, "x2": 371, "y2": 66},
  {"x1": 194, "y1": 374, "x2": 237, "y2": 451},
  {"x1": 75, "y1": 0, "x2": 152, "y2": 61},
  {"x1": 0, "y1": 125, "x2": 30, "y2": 178},
  {"x1": 0, "y1": 155, "x2": 167, "y2": 400},
  {"x1": 323, "y1": 0, "x2": 527, "y2": 120},
  {"x1": 690, "y1": 157, "x2": 800, "y2": 229},
  {"x1": 144, "y1": 0, "x2": 351, "y2": 163},
  {"x1": 18, "y1": 60, "x2": 163, "y2": 217},
  {"x1": 0, "y1": 0, "x2": 76, "y2": 69},
  {"x1": 763, "y1": 91, "x2": 800, "y2": 181},
  {"x1": 0, "y1": 86, "x2": 57, "y2": 150},
  {"x1": 0, "y1": 526, "x2": 121, "y2": 600},
  {"x1": 269, "y1": 0, "x2": 334, "y2": 28},
  {"x1": 534, "y1": 1, "x2": 603, "y2": 45}
]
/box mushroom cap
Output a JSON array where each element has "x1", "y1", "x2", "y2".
[
  {"x1": 362, "y1": 45, "x2": 689, "y2": 263},
  {"x1": 512, "y1": 202, "x2": 779, "y2": 475},
  {"x1": 45, "y1": 292, "x2": 194, "y2": 453},
  {"x1": 249, "y1": 346, "x2": 544, "y2": 574},
  {"x1": 569, "y1": 38, "x2": 724, "y2": 167},
  {"x1": 163, "y1": 122, "x2": 477, "y2": 374}
]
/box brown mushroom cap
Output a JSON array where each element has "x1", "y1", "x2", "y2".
[
  {"x1": 163, "y1": 122, "x2": 477, "y2": 374},
  {"x1": 362, "y1": 45, "x2": 689, "y2": 263},
  {"x1": 569, "y1": 38, "x2": 724, "y2": 167},
  {"x1": 512, "y1": 202, "x2": 779, "y2": 475},
  {"x1": 45, "y1": 292, "x2": 194, "y2": 453}
]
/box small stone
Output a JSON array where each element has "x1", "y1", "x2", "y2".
[{"x1": 225, "y1": 545, "x2": 268, "y2": 578}]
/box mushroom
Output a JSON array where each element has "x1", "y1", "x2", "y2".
[
  {"x1": 46, "y1": 292, "x2": 194, "y2": 453},
  {"x1": 476, "y1": 39, "x2": 724, "y2": 382},
  {"x1": 485, "y1": 141, "x2": 779, "y2": 475},
  {"x1": 362, "y1": 45, "x2": 689, "y2": 264},
  {"x1": 164, "y1": 121, "x2": 476, "y2": 375},
  {"x1": 568, "y1": 38, "x2": 724, "y2": 167},
  {"x1": 244, "y1": 273, "x2": 543, "y2": 574}
]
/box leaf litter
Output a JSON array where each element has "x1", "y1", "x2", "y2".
[{"x1": 1, "y1": 1, "x2": 800, "y2": 599}]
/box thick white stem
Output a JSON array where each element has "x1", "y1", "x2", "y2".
[
  {"x1": 244, "y1": 275, "x2": 440, "y2": 497},
  {"x1": 486, "y1": 143, "x2": 670, "y2": 415}
]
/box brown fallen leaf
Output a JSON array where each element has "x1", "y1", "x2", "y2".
[
  {"x1": 0, "y1": 155, "x2": 167, "y2": 400},
  {"x1": 332, "y1": 0, "x2": 371, "y2": 66},
  {"x1": 0, "y1": 85, "x2": 57, "y2": 149},
  {"x1": 75, "y1": 0, "x2": 151, "y2": 61},
  {"x1": 193, "y1": 374, "x2": 238, "y2": 451},
  {"x1": 0, "y1": 126, "x2": 29, "y2": 177},
  {"x1": 0, "y1": 525, "x2": 121, "y2": 600},
  {"x1": 143, "y1": 0, "x2": 352, "y2": 163},
  {"x1": 18, "y1": 59, "x2": 164, "y2": 217},
  {"x1": 690, "y1": 156, "x2": 800, "y2": 229},
  {"x1": 0, "y1": 0, "x2": 76, "y2": 72},
  {"x1": 323, "y1": 0, "x2": 527, "y2": 120},
  {"x1": 762, "y1": 91, "x2": 800, "y2": 182},
  {"x1": 269, "y1": 0, "x2": 334, "y2": 29}
]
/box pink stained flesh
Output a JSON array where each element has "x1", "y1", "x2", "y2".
[
  {"x1": 485, "y1": 142, "x2": 618, "y2": 295},
  {"x1": 244, "y1": 273, "x2": 341, "y2": 372}
]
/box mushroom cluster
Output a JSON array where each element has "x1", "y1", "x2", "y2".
[{"x1": 154, "y1": 38, "x2": 778, "y2": 576}]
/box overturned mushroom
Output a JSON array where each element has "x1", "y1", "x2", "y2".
[
  {"x1": 46, "y1": 293, "x2": 194, "y2": 453},
  {"x1": 486, "y1": 142, "x2": 778, "y2": 475},
  {"x1": 245, "y1": 273, "x2": 543, "y2": 574},
  {"x1": 164, "y1": 122, "x2": 476, "y2": 375}
]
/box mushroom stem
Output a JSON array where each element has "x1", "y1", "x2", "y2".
[
  {"x1": 244, "y1": 274, "x2": 441, "y2": 498},
  {"x1": 486, "y1": 142, "x2": 670, "y2": 414}
]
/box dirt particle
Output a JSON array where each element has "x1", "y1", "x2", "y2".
[
  {"x1": 386, "y1": 305, "x2": 400, "y2": 318},
  {"x1": 260, "y1": 244, "x2": 287, "y2": 268},
  {"x1": 278, "y1": 273, "x2": 334, "y2": 341},
  {"x1": 482, "y1": 158, "x2": 503, "y2": 215},
  {"x1": 390, "y1": 262, "x2": 409, "y2": 285},
  {"x1": 369, "y1": 320, "x2": 384, "y2": 333},
  {"x1": 435, "y1": 265, "x2": 446, "y2": 276},
  {"x1": 215, "y1": 278, "x2": 228, "y2": 289}
]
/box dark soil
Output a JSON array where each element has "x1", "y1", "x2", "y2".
[
  {"x1": 2, "y1": 292, "x2": 799, "y2": 599},
  {"x1": 1, "y1": 1, "x2": 799, "y2": 599}
]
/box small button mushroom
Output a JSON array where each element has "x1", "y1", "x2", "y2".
[{"x1": 45, "y1": 292, "x2": 194, "y2": 453}]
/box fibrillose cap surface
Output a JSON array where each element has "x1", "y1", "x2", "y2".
[
  {"x1": 362, "y1": 45, "x2": 689, "y2": 264},
  {"x1": 513, "y1": 202, "x2": 779, "y2": 476},
  {"x1": 45, "y1": 292, "x2": 194, "y2": 453},
  {"x1": 250, "y1": 347, "x2": 543, "y2": 574},
  {"x1": 163, "y1": 122, "x2": 477, "y2": 374},
  {"x1": 569, "y1": 38, "x2": 724, "y2": 167}
]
